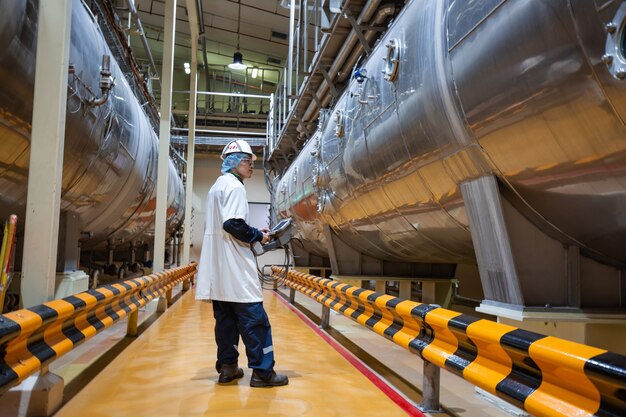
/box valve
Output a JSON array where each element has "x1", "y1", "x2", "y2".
[
  {"x1": 89, "y1": 54, "x2": 116, "y2": 107},
  {"x1": 353, "y1": 67, "x2": 368, "y2": 83}
]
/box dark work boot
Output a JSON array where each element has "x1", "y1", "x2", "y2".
[
  {"x1": 218, "y1": 363, "x2": 244, "y2": 384},
  {"x1": 250, "y1": 370, "x2": 289, "y2": 387}
]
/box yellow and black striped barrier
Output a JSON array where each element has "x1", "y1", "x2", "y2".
[
  {"x1": 0, "y1": 263, "x2": 196, "y2": 395},
  {"x1": 272, "y1": 267, "x2": 626, "y2": 417}
]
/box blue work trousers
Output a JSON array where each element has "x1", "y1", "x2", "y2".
[{"x1": 212, "y1": 300, "x2": 275, "y2": 378}]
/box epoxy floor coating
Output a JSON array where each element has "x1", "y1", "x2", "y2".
[{"x1": 55, "y1": 289, "x2": 415, "y2": 417}]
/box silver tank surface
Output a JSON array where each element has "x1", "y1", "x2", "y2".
[
  {"x1": 275, "y1": 0, "x2": 626, "y2": 266},
  {"x1": 0, "y1": 0, "x2": 184, "y2": 249}
]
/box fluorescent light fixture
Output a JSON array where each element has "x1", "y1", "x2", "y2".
[
  {"x1": 183, "y1": 62, "x2": 191, "y2": 74},
  {"x1": 251, "y1": 67, "x2": 258, "y2": 78},
  {"x1": 228, "y1": 51, "x2": 247, "y2": 70}
]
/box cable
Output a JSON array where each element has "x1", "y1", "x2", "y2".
[
  {"x1": 291, "y1": 237, "x2": 305, "y2": 248},
  {"x1": 255, "y1": 241, "x2": 292, "y2": 290}
]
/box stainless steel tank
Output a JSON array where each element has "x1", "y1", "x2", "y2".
[
  {"x1": 275, "y1": 0, "x2": 626, "y2": 268},
  {"x1": 0, "y1": 0, "x2": 184, "y2": 250}
]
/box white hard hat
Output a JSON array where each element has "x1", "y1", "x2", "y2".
[{"x1": 221, "y1": 139, "x2": 257, "y2": 161}]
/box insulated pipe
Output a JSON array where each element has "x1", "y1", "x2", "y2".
[
  {"x1": 335, "y1": 3, "x2": 397, "y2": 85},
  {"x1": 300, "y1": 0, "x2": 386, "y2": 123}
]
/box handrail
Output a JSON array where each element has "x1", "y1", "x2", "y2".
[
  {"x1": 272, "y1": 267, "x2": 626, "y2": 417},
  {"x1": 0, "y1": 263, "x2": 197, "y2": 396}
]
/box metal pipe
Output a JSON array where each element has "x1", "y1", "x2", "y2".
[
  {"x1": 314, "y1": 0, "x2": 319, "y2": 51},
  {"x1": 171, "y1": 127, "x2": 264, "y2": 136},
  {"x1": 335, "y1": 3, "x2": 396, "y2": 84},
  {"x1": 127, "y1": 9, "x2": 131, "y2": 47},
  {"x1": 421, "y1": 361, "x2": 441, "y2": 412},
  {"x1": 88, "y1": 90, "x2": 109, "y2": 107},
  {"x1": 287, "y1": 0, "x2": 296, "y2": 107},
  {"x1": 201, "y1": 36, "x2": 210, "y2": 110},
  {"x1": 295, "y1": 0, "x2": 301, "y2": 90},
  {"x1": 173, "y1": 90, "x2": 271, "y2": 99},
  {"x1": 260, "y1": 70, "x2": 265, "y2": 112},
  {"x1": 88, "y1": 54, "x2": 114, "y2": 107},
  {"x1": 303, "y1": 0, "x2": 309, "y2": 73},
  {"x1": 126, "y1": 0, "x2": 160, "y2": 89},
  {"x1": 301, "y1": 0, "x2": 390, "y2": 123},
  {"x1": 196, "y1": 0, "x2": 211, "y2": 110},
  {"x1": 283, "y1": 67, "x2": 288, "y2": 123}
]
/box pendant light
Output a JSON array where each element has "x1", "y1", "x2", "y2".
[{"x1": 228, "y1": 0, "x2": 247, "y2": 70}]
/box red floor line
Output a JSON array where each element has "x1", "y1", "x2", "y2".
[{"x1": 272, "y1": 291, "x2": 427, "y2": 417}]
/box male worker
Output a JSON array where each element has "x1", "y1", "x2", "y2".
[{"x1": 196, "y1": 139, "x2": 289, "y2": 388}]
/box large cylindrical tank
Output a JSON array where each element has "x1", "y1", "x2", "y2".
[
  {"x1": 275, "y1": 0, "x2": 626, "y2": 266},
  {"x1": 0, "y1": 0, "x2": 184, "y2": 250}
]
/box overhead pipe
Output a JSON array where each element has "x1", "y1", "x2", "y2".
[
  {"x1": 298, "y1": 0, "x2": 383, "y2": 123},
  {"x1": 196, "y1": 0, "x2": 212, "y2": 109},
  {"x1": 335, "y1": 3, "x2": 397, "y2": 84},
  {"x1": 287, "y1": 0, "x2": 296, "y2": 107},
  {"x1": 126, "y1": 0, "x2": 161, "y2": 90},
  {"x1": 300, "y1": 1, "x2": 396, "y2": 126}
]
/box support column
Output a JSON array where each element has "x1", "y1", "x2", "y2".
[
  {"x1": 157, "y1": 287, "x2": 172, "y2": 312},
  {"x1": 399, "y1": 280, "x2": 412, "y2": 300},
  {"x1": 420, "y1": 278, "x2": 441, "y2": 413},
  {"x1": 460, "y1": 176, "x2": 523, "y2": 305},
  {"x1": 107, "y1": 240, "x2": 114, "y2": 265},
  {"x1": 0, "y1": 370, "x2": 64, "y2": 417},
  {"x1": 145, "y1": 241, "x2": 153, "y2": 270},
  {"x1": 421, "y1": 361, "x2": 441, "y2": 412},
  {"x1": 56, "y1": 212, "x2": 80, "y2": 273},
  {"x1": 153, "y1": 0, "x2": 177, "y2": 273},
  {"x1": 182, "y1": 6, "x2": 198, "y2": 266},
  {"x1": 55, "y1": 212, "x2": 88, "y2": 299},
  {"x1": 126, "y1": 310, "x2": 139, "y2": 337},
  {"x1": 130, "y1": 241, "x2": 137, "y2": 263},
  {"x1": 422, "y1": 282, "x2": 436, "y2": 305},
  {"x1": 21, "y1": 0, "x2": 73, "y2": 307},
  {"x1": 320, "y1": 303, "x2": 330, "y2": 329}
]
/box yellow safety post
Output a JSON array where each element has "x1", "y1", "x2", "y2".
[
  {"x1": 0, "y1": 215, "x2": 17, "y2": 313},
  {"x1": 126, "y1": 310, "x2": 139, "y2": 337}
]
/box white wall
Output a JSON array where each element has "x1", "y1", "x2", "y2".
[{"x1": 189, "y1": 154, "x2": 286, "y2": 270}]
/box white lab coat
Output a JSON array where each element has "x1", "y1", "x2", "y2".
[{"x1": 195, "y1": 173, "x2": 263, "y2": 302}]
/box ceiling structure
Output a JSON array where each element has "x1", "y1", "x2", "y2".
[
  {"x1": 129, "y1": 0, "x2": 291, "y2": 84},
  {"x1": 119, "y1": 0, "x2": 294, "y2": 155},
  {"x1": 111, "y1": 0, "x2": 399, "y2": 161}
]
